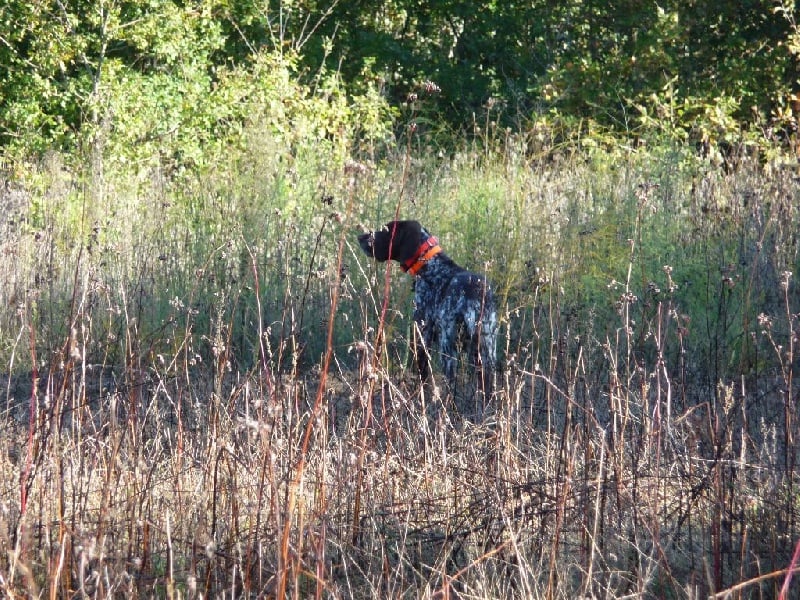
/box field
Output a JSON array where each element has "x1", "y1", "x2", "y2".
[{"x1": 1, "y1": 131, "x2": 800, "y2": 599}]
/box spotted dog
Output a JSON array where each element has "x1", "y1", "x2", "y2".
[{"x1": 358, "y1": 220, "x2": 497, "y2": 397}]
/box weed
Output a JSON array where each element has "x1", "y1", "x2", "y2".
[{"x1": 1, "y1": 117, "x2": 800, "y2": 597}]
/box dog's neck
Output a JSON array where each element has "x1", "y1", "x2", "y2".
[{"x1": 401, "y1": 236, "x2": 442, "y2": 275}]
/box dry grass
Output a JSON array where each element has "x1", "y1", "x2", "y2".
[
  {"x1": 2, "y1": 350, "x2": 796, "y2": 598},
  {"x1": 1, "y1": 143, "x2": 799, "y2": 598}
]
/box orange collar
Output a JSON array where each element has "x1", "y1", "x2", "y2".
[{"x1": 401, "y1": 237, "x2": 442, "y2": 275}]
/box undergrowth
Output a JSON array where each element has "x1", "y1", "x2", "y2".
[{"x1": 1, "y1": 113, "x2": 799, "y2": 598}]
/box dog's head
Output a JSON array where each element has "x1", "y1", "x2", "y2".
[{"x1": 358, "y1": 220, "x2": 430, "y2": 263}]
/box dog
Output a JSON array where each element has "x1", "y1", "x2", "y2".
[{"x1": 358, "y1": 220, "x2": 497, "y2": 397}]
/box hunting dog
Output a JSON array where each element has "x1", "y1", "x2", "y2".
[{"x1": 358, "y1": 220, "x2": 497, "y2": 397}]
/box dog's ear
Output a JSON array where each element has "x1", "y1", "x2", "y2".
[
  {"x1": 404, "y1": 221, "x2": 429, "y2": 243},
  {"x1": 385, "y1": 221, "x2": 426, "y2": 242},
  {"x1": 383, "y1": 221, "x2": 425, "y2": 262}
]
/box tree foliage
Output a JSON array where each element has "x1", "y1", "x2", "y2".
[{"x1": 0, "y1": 0, "x2": 798, "y2": 158}]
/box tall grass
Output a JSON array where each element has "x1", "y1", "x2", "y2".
[{"x1": 1, "y1": 121, "x2": 799, "y2": 598}]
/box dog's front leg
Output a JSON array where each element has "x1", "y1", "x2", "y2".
[{"x1": 411, "y1": 316, "x2": 433, "y2": 382}]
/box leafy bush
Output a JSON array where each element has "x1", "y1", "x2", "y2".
[{"x1": 0, "y1": 46, "x2": 393, "y2": 372}]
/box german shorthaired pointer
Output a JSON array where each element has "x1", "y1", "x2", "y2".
[{"x1": 358, "y1": 220, "x2": 497, "y2": 396}]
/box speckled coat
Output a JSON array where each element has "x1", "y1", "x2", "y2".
[{"x1": 358, "y1": 220, "x2": 497, "y2": 395}]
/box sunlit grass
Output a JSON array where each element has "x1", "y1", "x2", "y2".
[{"x1": 1, "y1": 125, "x2": 799, "y2": 597}]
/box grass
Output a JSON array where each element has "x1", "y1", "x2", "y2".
[{"x1": 1, "y1": 129, "x2": 799, "y2": 598}]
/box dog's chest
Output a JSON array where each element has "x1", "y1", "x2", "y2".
[{"x1": 413, "y1": 261, "x2": 467, "y2": 319}]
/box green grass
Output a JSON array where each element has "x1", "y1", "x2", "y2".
[{"x1": 1, "y1": 122, "x2": 799, "y2": 598}]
